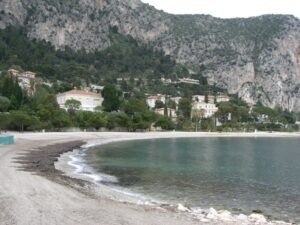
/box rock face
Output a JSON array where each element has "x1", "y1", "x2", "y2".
[{"x1": 1, "y1": 0, "x2": 300, "y2": 111}]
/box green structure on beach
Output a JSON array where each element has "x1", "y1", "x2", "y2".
[{"x1": 0, "y1": 135, "x2": 14, "y2": 145}]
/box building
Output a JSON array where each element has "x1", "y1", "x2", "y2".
[
  {"x1": 18, "y1": 71, "x2": 36, "y2": 79},
  {"x1": 146, "y1": 94, "x2": 166, "y2": 108},
  {"x1": 56, "y1": 90, "x2": 103, "y2": 112},
  {"x1": 216, "y1": 95, "x2": 230, "y2": 103},
  {"x1": 8, "y1": 69, "x2": 19, "y2": 77},
  {"x1": 207, "y1": 95, "x2": 215, "y2": 104},
  {"x1": 192, "y1": 102, "x2": 218, "y2": 118},
  {"x1": 192, "y1": 95, "x2": 205, "y2": 103},
  {"x1": 178, "y1": 78, "x2": 200, "y2": 85},
  {"x1": 8, "y1": 69, "x2": 36, "y2": 95},
  {"x1": 161, "y1": 78, "x2": 172, "y2": 85},
  {"x1": 170, "y1": 97, "x2": 181, "y2": 105},
  {"x1": 155, "y1": 108, "x2": 177, "y2": 121},
  {"x1": 90, "y1": 84, "x2": 104, "y2": 92}
]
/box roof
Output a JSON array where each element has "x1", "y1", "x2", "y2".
[{"x1": 63, "y1": 90, "x2": 100, "y2": 97}]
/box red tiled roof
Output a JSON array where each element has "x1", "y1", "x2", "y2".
[{"x1": 64, "y1": 90, "x2": 100, "y2": 97}]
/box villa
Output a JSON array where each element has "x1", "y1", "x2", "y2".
[
  {"x1": 146, "y1": 94, "x2": 166, "y2": 108},
  {"x1": 8, "y1": 69, "x2": 36, "y2": 95},
  {"x1": 56, "y1": 90, "x2": 103, "y2": 112},
  {"x1": 192, "y1": 101, "x2": 218, "y2": 118},
  {"x1": 155, "y1": 108, "x2": 177, "y2": 121}
]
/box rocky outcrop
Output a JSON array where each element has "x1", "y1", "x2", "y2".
[{"x1": 1, "y1": 0, "x2": 300, "y2": 111}]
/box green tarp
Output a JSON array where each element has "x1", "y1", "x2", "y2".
[{"x1": 0, "y1": 135, "x2": 14, "y2": 145}]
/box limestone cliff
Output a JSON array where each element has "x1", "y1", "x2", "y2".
[{"x1": 1, "y1": 0, "x2": 300, "y2": 111}]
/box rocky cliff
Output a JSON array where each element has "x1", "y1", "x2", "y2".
[{"x1": 1, "y1": 0, "x2": 300, "y2": 111}]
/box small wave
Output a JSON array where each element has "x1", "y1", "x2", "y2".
[{"x1": 67, "y1": 150, "x2": 118, "y2": 184}]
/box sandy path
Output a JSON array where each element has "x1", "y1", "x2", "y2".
[{"x1": 0, "y1": 132, "x2": 298, "y2": 225}]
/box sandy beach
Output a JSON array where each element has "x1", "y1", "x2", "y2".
[{"x1": 0, "y1": 131, "x2": 298, "y2": 225}]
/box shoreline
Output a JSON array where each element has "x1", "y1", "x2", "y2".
[
  {"x1": 56, "y1": 132, "x2": 299, "y2": 225},
  {"x1": 1, "y1": 131, "x2": 299, "y2": 225}
]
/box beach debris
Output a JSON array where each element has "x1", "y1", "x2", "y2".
[
  {"x1": 217, "y1": 210, "x2": 232, "y2": 221},
  {"x1": 177, "y1": 203, "x2": 190, "y2": 212},
  {"x1": 206, "y1": 207, "x2": 218, "y2": 219},
  {"x1": 236, "y1": 213, "x2": 249, "y2": 222},
  {"x1": 249, "y1": 213, "x2": 267, "y2": 223}
]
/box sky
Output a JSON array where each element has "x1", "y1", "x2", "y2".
[{"x1": 141, "y1": 0, "x2": 300, "y2": 19}]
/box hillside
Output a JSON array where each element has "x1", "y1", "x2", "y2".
[{"x1": 1, "y1": 0, "x2": 300, "y2": 111}]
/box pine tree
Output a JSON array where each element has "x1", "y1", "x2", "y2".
[{"x1": 13, "y1": 78, "x2": 23, "y2": 107}]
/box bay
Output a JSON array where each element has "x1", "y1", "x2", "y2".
[{"x1": 84, "y1": 137, "x2": 300, "y2": 223}]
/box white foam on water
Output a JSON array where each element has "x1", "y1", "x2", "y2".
[{"x1": 67, "y1": 147, "x2": 118, "y2": 184}]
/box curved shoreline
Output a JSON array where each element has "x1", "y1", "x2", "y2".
[
  {"x1": 56, "y1": 132, "x2": 299, "y2": 225},
  {"x1": 1, "y1": 131, "x2": 299, "y2": 225}
]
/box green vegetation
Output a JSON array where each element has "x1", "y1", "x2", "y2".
[
  {"x1": 0, "y1": 26, "x2": 178, "y2": 85},
  {"x1": 0, "y1": 25, "x2": 298, "y2": 133}
]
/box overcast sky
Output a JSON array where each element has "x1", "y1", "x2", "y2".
[{"x1": 141, "y1": 0, "x2": 300, "y2": 19}]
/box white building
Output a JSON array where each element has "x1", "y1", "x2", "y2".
[
  {"x1": 146, "y1": 94, "x2": 166, "y2": 108},
  {"x1": 56, "y1": 90, "x2": 103, "y2": 112},
  {"x1": 8, "y1": 69, "x2": 36, "y2": 95},
  {"x1": 90, "y1": 84, "x2": 104, "y2": 93},
  {"x1": 178, "y1": 78, "x2": 200, "y2": 85},
  {"x1": 161, "y1": 78, "x2": 172, "y2": 85},
  {"x1": 192, "y1": 95, "x2": 205, "y2": 103},
  {"x1": 155, "y1": 108, "x2": 177, "y2": 121},
  {"x1": 170, "y1": 97, "x2": 181, "y2": 105},
  {"x1": 192, "y1": 102, "x2": 218, "y2": 118},
  {"x1": 216, "y1": 95, "x2": 230, "y2": 103}
]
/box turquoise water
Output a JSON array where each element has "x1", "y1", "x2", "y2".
[{"x1": 84, "y1": 137, "x2": 300, "y2": 223}]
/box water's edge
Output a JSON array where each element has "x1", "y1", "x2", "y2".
[{"x1": 55, "y1": 136, "x2": 294, "y2": 225}]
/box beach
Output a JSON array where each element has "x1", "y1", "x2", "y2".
[{"x1": 0, "y1": 132, "x2": 298, "y2": 225}]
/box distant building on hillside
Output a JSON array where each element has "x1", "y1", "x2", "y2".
[
  {"x1": 155, "y1": 108, "x2": 177, "y2": 121},
  {"x1": 170, "y1": 97, "x2": 181, "y2": 105},
  {"x1": 90, "y1": 84, "x2": 104, "y2": 93},
  {"x1": 192, "y1": 102, "x2": 218, "y2": 118},
  {"x1": 146, "y1": 94, "x2": 166, "y2": 108},
  {"x1": 8, "y1": 69, "x2": 19, "y2": 77},
  {"x1": 216, "y1": 95, "x2": 230, "y2": 103},
  {"x1": 161, "y1": 78, "x2": 172, "y2": 85},
  {"x1": 178, "y1": 78, "x2": 200, "y2": 85},
  {"x1": 8, "y1": 69, "x2": 36, "y2": 95},
  {"x1": 207, "y1": 95, "x2": 215, "y2": 104},
  {"x1": 56, "y1": 90, "x2": 103, "y2": 112},
  {"x1": 192, "y1": 95, "x2": 205, "y2": 103}
]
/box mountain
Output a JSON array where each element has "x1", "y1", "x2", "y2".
[{"x1": 1, "y1": 0, "x2": 300, "y2": 111}]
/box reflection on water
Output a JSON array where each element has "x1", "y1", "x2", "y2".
[{"x1": 84, "y1": 137, "x2": 300, "y2": 223}]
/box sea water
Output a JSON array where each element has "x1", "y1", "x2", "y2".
[{"x1": 82, "y1": 137, "x2": 300, "y2": 223}]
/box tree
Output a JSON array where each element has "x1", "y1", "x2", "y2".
[
  {"x1": 0, "y1": 113, "x2": 10, "y2": 131},
  {"x1": 1, "y1": 76, "x2": 14, "y2": 98},
  {"x1": 91, "y1": 112, "x2": 107, "y2": 130},
  {"x1": 122, "y1": 97, "x2": 147, "y2": 116},
  {"x1": 0, "y1": 96, "x2": 10, "y2": 112},
  {"x1": 204, "y1": 94, "x2": 208, "y2": 103},
  {"x1": 9, "y1": 110, "x2": 33, "y2": 132},
  {"x1": 75, "y1": 111, "x2": 94, "y2": 128},
  {"x1": 178, "y1": 97, "x2": 192, "y2": 119},
  {"x1": 65, "y1": 99, "x2": 81, "y2": 123},
  {"x1": 65, "y1": 99, "x2": 81, "y2": 112},
  {"x1": 154, "y1": 100, "x2": 164, "y2": 109},
  {"x1": 13, "y1": 78, "x2": 23, "y2": 107},
  {"x1": 102, "y1": 84, "x2": 122, "y2": 112},
  {"x1": 52, "y1": 109, "x2": 72, "y2": 129},
  {"x1": 155, "y1": 116, "x2": 175, "y2": 130},
  {"x1": 107, "y1": 112, "x2": 130, "y2": 130},
  {"x1": 191, "y1": 109, "x2": 205, "y2": 132}
]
